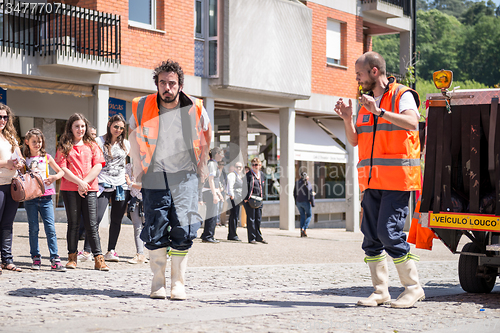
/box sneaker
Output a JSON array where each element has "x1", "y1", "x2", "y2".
[
  {"x1": 31, "y1": 256, "x2": 41, "y2": 270},
  {"x1": 50, "y1": 258, "x2": 67, "y2": 272},
  {"x1": 104, "y1": 250, "x2": 119, "y2": 262},
  {"x1": 77, "y1": 251, "x2": 93, "y2": 262},
  {"x1": 127, "y1": 253, "x2": 148, "y2": 264}
]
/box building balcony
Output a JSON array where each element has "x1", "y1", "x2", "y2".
[
  {"x1": 0, "y1": 1, "x2": 120, "y2": 73},
  {"x1": 208, "y1": 0, "x2": 312, "y2": 100},
  {"x1": 360, "y1": 0, "x2": 410, "y2": 18}
]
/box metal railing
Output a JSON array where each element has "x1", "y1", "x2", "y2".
[
  {"x1": 0, "y1": 0, "x2": 120, "y2": 63},
  {"x1": 361, "y1": 0, "x2": 412, "y2": 16}
]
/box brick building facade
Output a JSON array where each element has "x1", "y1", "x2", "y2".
[{"x1": 1, "y1": 0, "x2": 414, "y2": 230}]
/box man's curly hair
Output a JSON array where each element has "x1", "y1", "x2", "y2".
[{"x1": 153, "y1": 60, "x2": 184, "y2": 87}]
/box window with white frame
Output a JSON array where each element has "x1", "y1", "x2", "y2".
[
  {"x1": 326, "y1": 19, "x2": 341, "y2": 66},
  {"x1": 194, "y1": 0, "x2": 219, "y2": 77},
  {"x1": 129, "y1": 0, "x2": 157, "y2": 30}
]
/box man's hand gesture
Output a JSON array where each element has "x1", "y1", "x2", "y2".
[{"x1": 334, "y1": 98, "x2": 353, "y2": 121}]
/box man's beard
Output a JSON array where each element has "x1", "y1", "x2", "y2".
[
  {"x1": 360, "y1": 79, "x2": 376, "y2": 93},
  {"x1": 160, "y1": 90, "x2": 180, "y2": 104}
]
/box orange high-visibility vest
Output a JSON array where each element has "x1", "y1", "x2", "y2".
[
  {"x1": 132, "y1": 92, "x2": 206, "y2": 174},
  {"x1": 355, "y1": 81, "x2": 421, "y2": 192}
]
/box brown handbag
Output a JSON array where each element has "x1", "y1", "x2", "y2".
[{"x1": 11, "y1": 165, "x2": 45, "y2": 202}]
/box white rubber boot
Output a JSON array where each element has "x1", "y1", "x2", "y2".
[
  {"x1": 170, "y1": 250, "x2": 188, "y2": 300},
  {"x1": 149, "y1": 248, "x2": 168, "y2": 299},
  {"x1": 357, "y1": 255, "x2": 391, "y2": 306},
  {"x1": 391, "y1": 255, "x2": 425, "y2": 308}
]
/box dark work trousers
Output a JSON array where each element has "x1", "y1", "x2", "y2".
[
  {"x1": 361, "y1": 189, "x2": 411, "y2": 258},
  {"x1": 84, "y1": 190, "x2": 130, "y2": 253},
  {"x1": 0, "y1": 184, "x2": 19, "y2": 265},
  {"x1": 227, "y1": 198, "x2": 240, "y2": 240},
  {"x1": 243, "y1": 201, "x2": 263, "y2": 243},
  {"x1": 201, "y1": 190, "x2": 219, "y2": 240},
  {"x1": 140, "y1": 171, "x2": 201, "y2": 251},
  {"x1": 62, "y1": 191, "x2": 102, "y2": 256}
]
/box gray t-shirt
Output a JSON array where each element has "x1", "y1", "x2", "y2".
[
  {"x1": 151, "y1": 105, "x2": 194, "y2": 173},
  {"x1": 96, "y1": 136, "x2": 130, "y2": 188}
]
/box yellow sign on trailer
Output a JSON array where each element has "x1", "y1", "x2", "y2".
[{"x1": 429, "y1": 212, "x2": 500, "y2": 232}]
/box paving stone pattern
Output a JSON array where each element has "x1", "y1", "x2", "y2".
[{"x1": 0, "y1": 222, "x2": 499, "y2": 332}]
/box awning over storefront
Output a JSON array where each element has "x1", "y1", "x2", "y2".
[
  {"x1": 252, "y1": 112, "x2": 347, "y2": 163},
  {"x1": 0, "y1": 75, "x2": 93, "y2": 97},
  {"x1": 109, "y1": 89, "x2": 146, "y2": 102}
]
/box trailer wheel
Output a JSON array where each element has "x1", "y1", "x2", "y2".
[{"x1": 458, "y1": 242, "x2": 496, "y2": 293}]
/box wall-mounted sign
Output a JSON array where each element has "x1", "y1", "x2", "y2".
[
  {"x1": 108, "y1": 97, "x2": 126, "y2": 119},
  {"x1": 0, "y1": 88, "x2": 6, "y2": 105}
]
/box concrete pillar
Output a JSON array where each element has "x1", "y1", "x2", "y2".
[
  {"x1": 306, "y1": 161, "x2": 314, "y2": 179},
  {"x1": 345, "y1": 143, "x2": 360, "y2": 232},
  {"x1": 229, "y1": 110, "x2": 248, "y2": 165},
  {"x1": 399, "y1": 31, "x2": 411, "y2": 76},
  {"x1": 279, "y1": 107, "x2": 295, "y2": 230},
  {"x1": 205, "y1": 98, "x2": 215, "y2": 148},
  {"x1": 345, "y1": 98, "x2": 360, "y2": 232},
  {"x1": 94, "y1": 85, "x2": 110, "y2": 136},
  {"x1": 93, "y1": 84, "x2": 110, "y2": 227},
  {"x1": 34, "y1": 118, "x2": 56, "y2": 159}
]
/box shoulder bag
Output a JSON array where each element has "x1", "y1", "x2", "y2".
[
  {"x1": 248, "y1": 172, "x2": 263, "y2": 209},
  {"x1": 11, "y1": 163, "x2": 45, "y2": 202}
]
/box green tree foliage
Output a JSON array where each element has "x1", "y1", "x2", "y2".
[
  {"x1": 416, "y1": 9, "x2": 463, "y2": 80},
  {"x1": 459, "y1": 0, "x2": 496, "y2": 24},
  {"x1": 372, "y1": 1, "x2": 500, "y2": 88},
  {"x1": 430, "y1": 0, "x2": 468, "y2": 17},
  {"x1": 417, "y1": 0, "x2": 431, "y2": 10},
  {"x1": 458, "y1": 15, "x2": 500, "y2": 86},
  {"x1": 371, "y1": 34, "x2": 400, "y2": 74}
]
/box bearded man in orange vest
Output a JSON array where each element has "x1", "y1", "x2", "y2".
[
  {"x1": 334, "y1": 52, "x2": 425, "y2": 308},
  {"x1": 129, "y1": 60, "x2": 211, "y2": 300}
]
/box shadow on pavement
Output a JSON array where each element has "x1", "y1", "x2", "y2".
[
  {"x1": 423, "y1": 290, "x2": 500, "y2": 309},
  {"x1": 202, "y1": 298, "x2": 355, "y2": 308},
  {"x1": 8, "y1": 287, "x2": 146, "y2": 298},
  {"x1": 296, "y1": 286, "x2": 402, "y2": 297}
]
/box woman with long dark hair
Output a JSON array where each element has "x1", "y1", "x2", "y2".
[
  {"x1": 56, "y1": 113, "x2": 108, "y2": 271},
  {"x1": 0, "y1": 104, "x2": 25, "y2": 272},
  {"x1": 80, "y1": 114, "x2": 130, "y2": 263}
]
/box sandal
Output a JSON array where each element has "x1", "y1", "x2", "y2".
[{"x1": 1, "y1": 263, "x2": 22, "y2": 272}]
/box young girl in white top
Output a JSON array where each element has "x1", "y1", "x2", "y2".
[{"x1": 23, "y1": 128, "x2": 66, "y2": 271}]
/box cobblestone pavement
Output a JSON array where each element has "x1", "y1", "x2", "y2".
[{"x1": 0, "y1": 222, "x2": 499, "y2": 332}]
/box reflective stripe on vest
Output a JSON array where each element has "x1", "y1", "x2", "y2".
[
  {"x1": 356, "y1": 82, "x2": 421, "y2": 192},
  {"x1": 357, "y1": 158, "x2": 421, "y2": 167},
  {"x1": 356, "y1": 123, "x2": 415, "y2": 134}
]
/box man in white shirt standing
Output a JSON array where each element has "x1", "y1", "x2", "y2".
[{"x1": 226, "y1": 162, "x2": 245, "y2": 241}]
